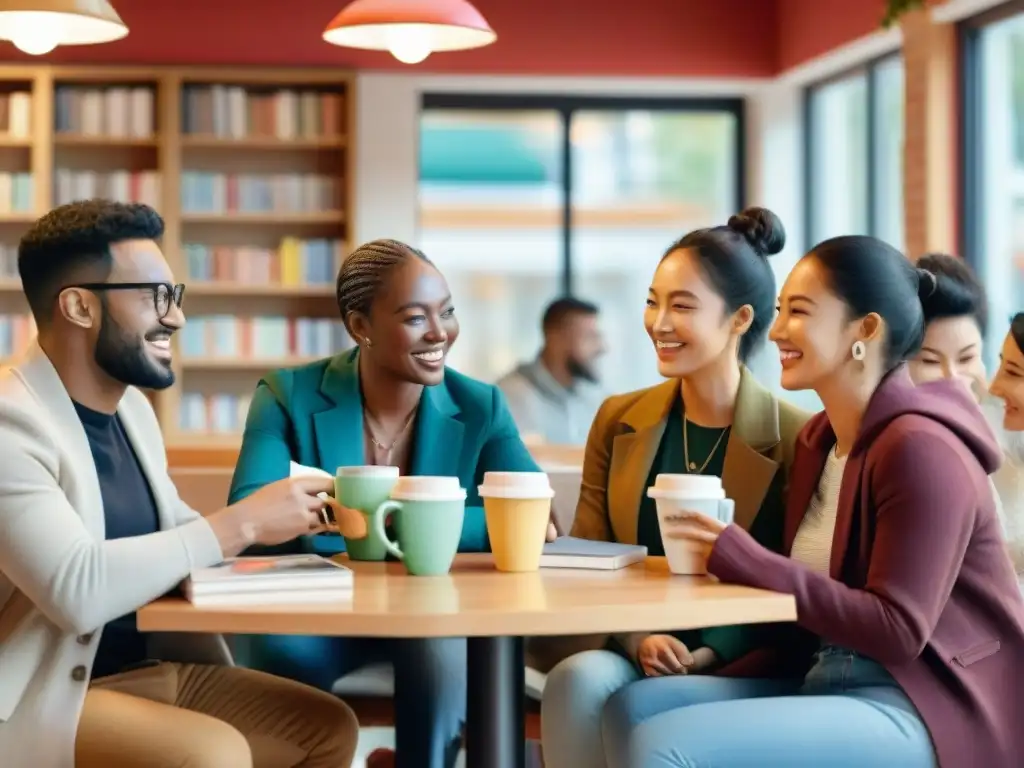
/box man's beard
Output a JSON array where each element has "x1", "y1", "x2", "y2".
[
  {"x1": 567, "y1": 356, "x2": 598, "y2": 384},
  {"x1": 94, "y1": 309, "x2": 175, "y2": 390}
]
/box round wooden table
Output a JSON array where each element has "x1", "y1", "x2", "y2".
[{"x1": 138, "y1": 554, "x2": 796, "y2": 768}]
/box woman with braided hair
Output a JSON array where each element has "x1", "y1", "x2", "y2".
[{"x1": 228, "y1": 239, "x2": 544, "y2": 768}]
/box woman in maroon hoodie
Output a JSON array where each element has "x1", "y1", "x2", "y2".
[{"x1": 602, "y1": 235, "x2": 1024, "y2": 767}]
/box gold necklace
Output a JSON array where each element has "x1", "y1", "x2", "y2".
[
  {"x1": 682, "y1": 416, "x2": 729, "y2": 474},
  {"x1": 364, "y1": 408, "x2": 417, "y2": 464}
]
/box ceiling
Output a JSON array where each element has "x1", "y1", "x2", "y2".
[{"x1": 0, "y1": 0, "x2": 885, "y2": 77}]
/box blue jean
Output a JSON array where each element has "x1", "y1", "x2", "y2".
[
  {"x1": 540, "y1": 649, "x2": 640, "y2": 768},
  {"x1": 243, "y1": 634, "x2": 466, "y2": 768},
  {"x1": 602, "y1": 646, "x2": 938, "y2": 767}
]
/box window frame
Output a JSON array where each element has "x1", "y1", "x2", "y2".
[
  {"x1": 958, "y1": 0, "x2": 1024, "y2": 276},
  {"x1": 418, "y1": 93, "x2": 746, "y2": 296},
  {"x1": 802, "y1": 51, "x2": 904, "y2": 249}
]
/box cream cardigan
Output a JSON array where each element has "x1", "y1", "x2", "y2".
[{"x1": 0, "y1": 345, "x2": 229, "y2": 767}]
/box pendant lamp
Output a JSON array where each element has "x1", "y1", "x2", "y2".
[
  {"x1": 323, "y1": 0, "x2": 496, "y2": 65},
  {"x1": 0, "y1": 0, "x2": 127, "y2": 56}
]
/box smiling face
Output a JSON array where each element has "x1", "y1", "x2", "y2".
[
  {"x1": 354, "y1": 257, "x2": 459, "y2": 386},
  {"x1": 770, "y1": 256, "x2": 876, "y2": 391},
  {"x1": 643, "y1": 248, "x2": 750, "y2": 379},
  {"x1": 990, "y1": 331, "x2": 1024, "y2": 431},
  {"x1": 60, "y1": 238, "x2": 183, "y2": 390},
  {"x1": 909, "y1": 316, "x2": 986, "y2": 398}
]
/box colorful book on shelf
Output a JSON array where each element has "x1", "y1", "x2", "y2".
[
  {"x1": 178, "y1": 315, "x2": 350, "y2": 359},
  {"x1": 184, "y1": 239, "x2": 339, "y2": 285},
  {"x1": 180, "y1": 171, "x2": 338, "y2": 213},
  {"x1": 0, "y1": 92, "x2": 31, "y2": 138},
  {"x1": 54, "y1": 86, "x2": 154, "y2": 138},
  {"x1": 181, "y1": 85, "x2": 342, "y2": 139},
  {"x1": 183, "y1": 554, "x2": 353, "y2": 606},
  {"x1": 179, "y1": 392, "x2": 252, "y2": 434},
  {"x1": 54, "y1": 169, "x2": 160, "y2": 208}
]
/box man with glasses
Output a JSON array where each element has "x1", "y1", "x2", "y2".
[{"x1": 0, "y1": 200, "x2": 365, "y2": 768}]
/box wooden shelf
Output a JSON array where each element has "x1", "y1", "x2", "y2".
[
  {"x1": 54, "y1": 134, "x2": 159, "y2": 147},
  {"x1": 0, "y1": 64, "x2": 355, "y2": 444},
  {"x1": 181, "y1": 356, "x2": 322, "y2": 370},
  {"x1": 180, "y1": 211, "x2": 343, "y2": 225},
  {"x1": 180, "y1": 135, "x2": 345, "y2": 150},
  {"x1": 187, "y1": 282, "x2": 334, "y2": 297}
]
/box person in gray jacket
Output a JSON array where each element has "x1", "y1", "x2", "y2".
[{"x1": 496, "y1": 297, "x2": 606, "y2": 445}]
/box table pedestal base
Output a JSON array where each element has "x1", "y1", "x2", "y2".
[{"x1": 466, "y1": 636, "x2": 526, "y2": 768}]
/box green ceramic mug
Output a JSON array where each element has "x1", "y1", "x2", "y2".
[
  {"x1": 370, "y1": 476, "x2": 467, "y2": 576},
  {"x1": 335, "y1": 465, "x2": 400, "y2": 561}
]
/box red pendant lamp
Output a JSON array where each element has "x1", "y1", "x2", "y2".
[{"x1": 323, "y1": 0, "x2": 496, "y2": 65}]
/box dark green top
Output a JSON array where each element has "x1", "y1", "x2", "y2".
[
  {"x1": 637, "y1": 397, "x2": 729, "y2": 554},
  {"x1": 636, "y1": 396, "x2": 786, "y2": 664}
]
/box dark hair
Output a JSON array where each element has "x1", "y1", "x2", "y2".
[
  {"x1": 1012, "y1": 313, "x2": 1024, "y2": 355},
  {"x1": 18, "y1": 199, "x2": 165, "y2": 326},
  {"x1": 664, "y1": 206, "x2": 785, "y2": 361},
  {"x1": 916, "y1": 252, "x2": 989, "y2": 331},
  {"x1": 336, "y1": 239, "x2": 432, "y2": 333},
  {"x1": 809, "y1": 235, "x2": 933, "y2": 368},
  {"x1": 541, "y1": 297, "x2": 599, "y2": 334}
]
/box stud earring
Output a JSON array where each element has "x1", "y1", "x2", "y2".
[{"x1": 851, "y1": 340, "x2": 866, "y2": 361}]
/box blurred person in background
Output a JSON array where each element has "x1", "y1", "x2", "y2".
[
  {"x1": 908, "y1": 253, "x2": 1024, "y2": 578},
  {"x1": 497, "y1": 297, "x2": 606, "y2": 445}
]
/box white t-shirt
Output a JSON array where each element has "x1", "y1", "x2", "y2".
[{"x1": 791, "y1": 446, "x2": 848, "y2": 575}]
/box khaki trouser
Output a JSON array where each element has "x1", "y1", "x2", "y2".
[{"x1": 76, "y1": 662, "x2": 359, "y2": 768}]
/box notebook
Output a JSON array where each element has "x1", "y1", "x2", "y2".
[
  {"x1": 184, "y1": 555, "x2": 353, "y2": 606},
  {"x1": 539, "y1": 537, "x2": 647, "y2": 570}
]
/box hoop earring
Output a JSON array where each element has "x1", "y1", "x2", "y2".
[{"x1": 851, "y1": 340, "x2": 866, "y2": 362}]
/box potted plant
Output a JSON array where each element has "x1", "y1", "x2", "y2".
[{"x1": 883, "y1": 0, "x2": 926, "y2": 27}]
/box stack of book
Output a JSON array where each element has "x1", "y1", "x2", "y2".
[{"x1": 184, "y1": 554, "x2": 353, "y2": 606}]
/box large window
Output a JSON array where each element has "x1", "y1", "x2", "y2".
[
  {"x1": 418, "y1": 96, "x2": 743, "y2": 394},
  {"x1": 805, "y1": 54, "x2": 905, "y2": 251},
  {"x1": 962, "y1": 5, "x2": 1024, "y2": 371}
]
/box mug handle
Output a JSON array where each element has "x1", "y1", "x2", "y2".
[
  {"x1": 717, "y1": 498, "x2": 735, "y2": 526},
  {"x1": 371, "y1": 500, "x2": 405, "y2": 560}
]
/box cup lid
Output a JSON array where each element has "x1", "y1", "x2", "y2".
[
  {"x1": 336, "y1": 465, "x2": 400, "y2": 477},
  {"x1": 478, "y1": 471, "x2": 554, "y2": 499},
  {"x1": 392, "y1": 475, "x2": 467, "y2": 502},
  {"x1": 647, "y1": 473, "x2": 724, "y2": 499}
]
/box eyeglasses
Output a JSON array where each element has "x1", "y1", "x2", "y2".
[{"x1": 67, "y1": 282, "x2": 186, "y2": 319}]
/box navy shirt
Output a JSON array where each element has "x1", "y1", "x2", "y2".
[{"x1": 73, "y1": 401, "x2": 161, "y2": 680}]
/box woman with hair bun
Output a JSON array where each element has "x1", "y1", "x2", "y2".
[
  {"x1": 540, "y1": 208, "x2": 811, "y2": 768},
  {"x1": 909, "y1": 253, "x2": 1024, "y2": 578},
  {"x1": 989, "y1": 312, "x2": 1024, "y2": 580},
  {"x1": 605, "y1": 235, "x2": 1024, "y2": 767},
  {"x1": 228, "y1": 238, "x2": 544, "y2": 768}
]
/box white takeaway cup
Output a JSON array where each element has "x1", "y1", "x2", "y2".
[{"x1": 647, "y1": 474, "x2": 735, "y2": 575}]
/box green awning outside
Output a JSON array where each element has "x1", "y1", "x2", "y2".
[{"x1": 420, "y1": 124, "x2": 557, "y2": 185}]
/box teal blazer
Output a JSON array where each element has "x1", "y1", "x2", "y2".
[{"x1": 228, "y1": 348, "x2": 541, "y2": 555}]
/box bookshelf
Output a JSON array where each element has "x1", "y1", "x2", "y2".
[{"x1": 0, "y1": 65, "x2": 356, "y2": 447}]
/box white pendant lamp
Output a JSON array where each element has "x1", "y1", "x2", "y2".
[
  {"x1": 323, "y1": 0, "x2": 496, "y2": 66},
  {"x1": 0, "y1": 0, "x2": 128, "y2": 56}
]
